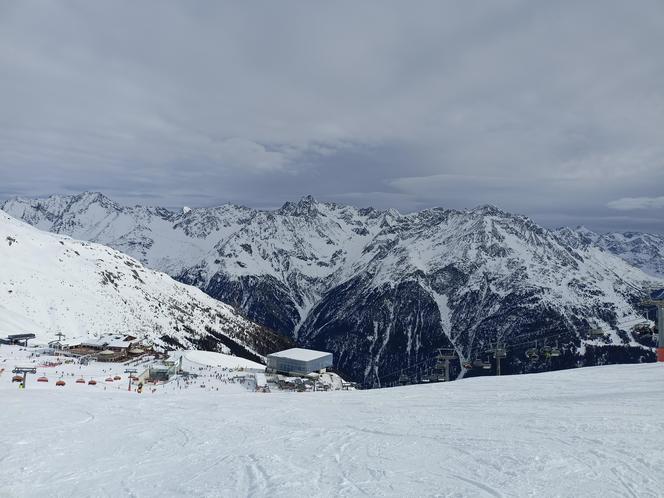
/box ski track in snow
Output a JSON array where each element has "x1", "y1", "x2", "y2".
[{"x1": 1, "y1": 357, "x2": 664, "y2": 497}]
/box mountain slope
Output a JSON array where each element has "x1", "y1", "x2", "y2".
[
  {"x1": 0, "y1": 211, "x2": 290, "y2": 358},
  {"x1": 3, "y1": 193, "x2": 662, "y2": 384},
  {"x1": 556, "y1": 226, "x2": 664, "y2": 278}
]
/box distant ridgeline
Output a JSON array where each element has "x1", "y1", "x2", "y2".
[{"x1": 4, "y1": 192, "x2": 663, "y2": 385}]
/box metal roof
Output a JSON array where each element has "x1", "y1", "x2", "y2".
[
  {"x1": 7, "y1": 333, "x2": 36, "y2": 340},
  {"x1": 267, "y1": 348, "x2": 332, "y2": 362}
]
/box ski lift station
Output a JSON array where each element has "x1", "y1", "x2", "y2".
[{"x1": 266, "y1": 348, "x2": 333, "y2": 376}]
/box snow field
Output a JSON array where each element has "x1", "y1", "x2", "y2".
[{"x1": 1, "y1": 346, "x2": 663, "y2": 497}]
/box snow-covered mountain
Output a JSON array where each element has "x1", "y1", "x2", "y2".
[
  {"x1": 4, "y1": 192, "x2": 662, "y2": 384},
  {"x1": 0, "y1": 211, "x2": 290, "y2": 359},
  {"x1": 556, "y1": 226, "x2": 664, "y2": 278}
]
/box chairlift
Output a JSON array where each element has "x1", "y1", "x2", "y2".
[
  {"x1": 76, "y1": 378, "x2": 86, "y2": 384},
  {"x1": 398, "y1": 371, "x2": 409, "y2": 385},
  {"x1": 37, "y1": 376, "x2": 48, "y2": 382},
  {"x1": 525, "y1": 348, "x2": 539, "y2": 361},
  {"x1": 540, "y1": 345, "x2": 552, "y2": 356},
  {"x1": 436, "y1": 348, "x2": 457, "y2": 360},
  {"x1": 494, "y1": 348, "x2": 507, "y2": 359},
  {"x1": 472, "y1": 358, "x2": 484, "y2": 368},
  {"x1": 550, "y1": 342, "x2": 561, "y2": 357},
  {"x1": 482, "y1": 361, "x2": 492, "y2": 370},
  {"x1": 462, "y1": 361, "x2": 473, "y2": 369},
  {"x1": 88, "y1": 380, "x2": 97, "y2": 385},
  {"x1": 55, "y1": 380, "x2": 65, "y2": 387}
]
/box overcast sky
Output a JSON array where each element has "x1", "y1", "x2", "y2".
[{"x1": 1, "y1": 1, "x2": 663, "y2": 232}]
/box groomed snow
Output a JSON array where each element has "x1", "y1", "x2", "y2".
[
  {"x1": 178, "y1": 350, "x2": 265, "y2": 371},
  {"x1": 1, "y1": 351, "x2": 663, "y2": 497}
]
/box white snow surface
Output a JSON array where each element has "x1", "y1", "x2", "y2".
[
  {"x1": 0, "y1": 211, "x2": 276, "y2": 354},
  {"x1": 1, "y1": 345, "x2": 663, "y2": 497},
  {"x1": 178, "y1": 350, "x2": 265, "y2": 371}
]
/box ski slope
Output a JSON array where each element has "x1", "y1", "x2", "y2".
[{"x1": 1, "y1": 357, "x2": 663, "y2": 497}]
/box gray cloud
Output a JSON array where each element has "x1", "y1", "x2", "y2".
[
  {"x1": 1, "y1": 0, "x2": 663, "y2": 232},
  {"x1": 608, "y1": 196, "x2": 664, "y2": 211}
]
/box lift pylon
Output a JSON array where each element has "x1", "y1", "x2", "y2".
[
  {"x1": 641, "y1": 288, "x2": 664, "y2": 362},
  {"x1": 435, "y1": 348, "x2": 457, "y2": 382}
]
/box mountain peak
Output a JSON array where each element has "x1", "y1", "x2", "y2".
[
  {"x1": 279, "y1": 195, "x2": 319, "y2": 216},
  {"x1": 469, "y1": 204, "x2": 505, "y2": 216},
  {"x1": 298, "y1": 194, "x2": 317, "y2": 205}
]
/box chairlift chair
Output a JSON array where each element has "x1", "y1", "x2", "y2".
[
  {"x1": 550, "y1": 342, "x2": 561, "y2": 357},
  {"x1": 525, "y1": 348, "x2": 539, "y2": 361}
]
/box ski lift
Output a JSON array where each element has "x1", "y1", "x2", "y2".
[
  {"x1": 482, "y1": 360, "x2": 492, "y2": 370},
  {"x1": 37, "y1": 376, "x2": 48, "y2": 382},
  {"x1": 462, "y1": 361, "x2": 473, "y2": 369},
  {"x1": 398, "y1": 371, "x2": 409, "y2": 385},
  {"x1": 12, "y1": 375, "x2": 23, "y2": 383},
  {"x1": 76, "y1": 378, "x2": 86, "y2": 384},
  {"x1": 105, "y1": 377, "x2": 114, "y2": 382},
  {"x1": 540, "y1": 345, "x2": 552, "y2": 357},
  {"x1": 55, "y1": 380, "x2": 65, "y2": 387},
  {"x1": 88, "y1": 380, "x2": 97, "y2": 385},
  {"x1": 472, "y1": 358, "x2": 484, "y2": 368},
  {"x1": 525, "y1": 347, "x2": 539, "y2": 361},
  {"x1": 494, "y1": 348, "x2": 507, "y2": 359},
  {"x1": 436, "y1": 348, "x2": 457, "y2": 360},
  {"x1": 550, "y1": 342, "x2": 561, "y2": 357},
  {"x1": 113, "y1": 375, "x2": 121, "y2": 381}
]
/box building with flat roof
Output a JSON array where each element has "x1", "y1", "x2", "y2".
[
  {"x1": 0, "y1": 333, "x2": 36, "y2": 346},
  {"x1": 266, "y1": 348, "x2": 333, "y2": 376}
]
